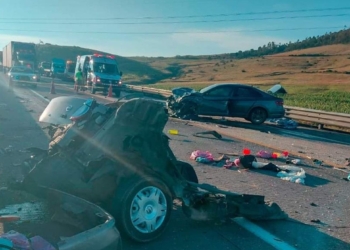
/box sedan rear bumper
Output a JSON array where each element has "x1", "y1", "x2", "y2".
[{"x1": 268, "y1": 109, "x2": 285, "y2": 118}]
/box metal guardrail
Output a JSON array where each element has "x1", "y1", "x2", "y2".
[
  {"x1": 126, "y1": 85, "x2": 171, "y2": 97},
  {"x1": 125, "y1": 85, "x2": 350, "y2": 130},
  {"x1": 284, "y1": 106, "x2": 350, "y2": 129}
]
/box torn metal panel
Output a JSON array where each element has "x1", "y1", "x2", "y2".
[{"x1": 21, "y1": 96, "x2": 287, "y2": 242}]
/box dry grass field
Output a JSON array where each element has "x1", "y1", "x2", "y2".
[{"x1": 132, "y1": 44, "x2": 350, "y2": 113}]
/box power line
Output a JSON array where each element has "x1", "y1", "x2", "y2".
[
  {"x1": 0, "y1": 13, "x2": 349, "y2": 25},
  {"x1": 0, "y1": 26, "x2": 344, "y2": 35},
  {"x1": 0, "y1": 7, "x2": 349, "y2": 21}
]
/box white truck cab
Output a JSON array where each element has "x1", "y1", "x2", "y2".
[{"x1": 75, "y1": 54, "x2": 123, "y2": 97}]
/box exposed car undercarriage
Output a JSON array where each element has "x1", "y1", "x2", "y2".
[{"x1": 16, "y1": 95, "x2": 288, "y2": 242}]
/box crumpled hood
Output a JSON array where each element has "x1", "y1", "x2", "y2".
[
  {"x1": 171, "y1": 87, "x2": 198, "y2": 100},
  {"x1": 95, "y1": 72, "x2": 121, "y2": 80}
]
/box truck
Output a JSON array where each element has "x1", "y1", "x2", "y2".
[
  {"x1": 75, "y1": 54, "x2": 124, "y2": 97},
  {"x1": 63, "y1": 60, "x2": 76, "y2": 82},
  {"x1": 38, "y1": 61, "x2": 52, "y2": 77},
  {"x1": 51, "y1": 58, "x2": 66, "y2": 79},
  {"x1": 2, "y1": 41, "x2": 37, "y2": 73},
  {"x1": 0, "y1": 186, "x2": 122, "y2": 249}
]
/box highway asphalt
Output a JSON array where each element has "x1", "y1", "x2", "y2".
[{"x1": 0, "y1": 75, "x2": 349, "y2": 250}]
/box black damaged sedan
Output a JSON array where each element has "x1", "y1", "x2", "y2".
[{"x1": 166, "y1": 83, "x2": 285, "y2": 125}]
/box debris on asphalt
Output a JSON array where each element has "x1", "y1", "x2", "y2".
[
  {"x1": 193, "y1": 130, "x2": 222, "y2": 139},
  {"x1": 190, "y1": 150, "x2": 229, "y2": 165},
  {"x1": 344, "y1": 173, "x2": 350, "y2": 182},
  {"x1": 234, "y1": 155, "x2": 306, "y2": 184},
  {"x1": 346, "y1": 158, "x2": 350, "y2": 167},
  {"x1": 196, "y1": 157, "x2": 213, "y2": 163},
  {"x1": 242, "y1": 148, "x2": 251, "y2": 155},
  {"x1": 190, "y1": 150, "x2": 214, "y2": 162},
  {"x1": 168, "y1": 129, "x2": 179, "y2": 135},
  {"x1": 223, "y1": 157, "x2": 241, "y2": 169},
  {"x1": 277, "y1": 165, "x2": 306, "y2": 184},
  {"x1": 0, "y1": 230, "x2": 56, "y2": 250},
  {"x1": 313, "y1": 159, "x2": 323, "y2": 165},
  {"x1": 256, "y1": 150, "x2": 273, "y2": 159},
  {"x1": 310, "y1": 202, "x2": 318, "y2": 207},
  {"x1": 0, "y1": 230, "x2": 32, "y2": 250},
  {"x1": 268, "y1": 117, "x2": 298, "y2": 129},
  {"x1": 310, "y1": 219, "x2": 321, "y2": 223},
  {"x1": 216, "y1": 125, "x2": 228, "y2": 128},
  {"x1": 291, "y1": 159, "x2": 302, "y2": 165}
]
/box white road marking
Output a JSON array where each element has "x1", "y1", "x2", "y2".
[
  {"x1": 29, "y1": 89, "x2": 50, "y2": 103},
  {"x1": 232, "y1": 217, "x2": 296, "y2": 250}
]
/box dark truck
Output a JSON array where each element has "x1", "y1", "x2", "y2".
[
  {"x1": 0, "y1": 187, "x2": 122, "y2": 249},
  {"x1": 17, "y1": 95, "x2": 287, "y2": 243},
  {"x1": 39, "y1": 61, "x2": 52, "y2": 77},
  {"x1": 2, "y1": 41, "x2": 37, "y2": 73}
]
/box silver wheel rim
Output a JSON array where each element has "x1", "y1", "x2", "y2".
[
  {"x1": 252, "y1": 109, "x2": 265, "y2": 123},
  {"x1": 130, "y1": 186, "x2": 167, "y2": 234}
]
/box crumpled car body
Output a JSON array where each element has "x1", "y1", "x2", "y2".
[
  {"x1": 20, "y1": 95, "x2": 287, "y2": 243},
  {"x1": 167, "y1": 84, "x2": 285, "y2": 124}
]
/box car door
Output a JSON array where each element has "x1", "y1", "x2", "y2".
[
  {"x1": 228, "y1": 86, "x2": 262, "y2": 117},
  {"x1": 197, "y1": 85, "x2": 234, "y2": 116}
]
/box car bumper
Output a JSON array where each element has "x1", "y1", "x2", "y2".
[
  {"x1": 11, "y1": 79, "x2": 37, "y2": 85},
  {"x1": 268, "y1": 109, "x2": 285, "y2": 118}
]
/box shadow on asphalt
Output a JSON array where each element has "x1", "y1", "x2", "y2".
[
  {"x1": 255, "y1": 219, "x2": 350, "y2": 250},
  {"x1": 123, "y1": 203, "x2": 274, "y2": 250},
  {"x1": 196, "y1": 116, "x2": 350, "y2": 147}
]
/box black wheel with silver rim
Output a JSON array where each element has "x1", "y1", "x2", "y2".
[
  {"x1": 249, "y1": 108, "x2": 267, "y2": 125},
  {"x1": 109, "y1": 176, "x2": 172, "y2": 242}
]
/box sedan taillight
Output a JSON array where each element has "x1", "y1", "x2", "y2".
[{"x1": 275, "y1": 100, "x2": 284, "y2": 106}]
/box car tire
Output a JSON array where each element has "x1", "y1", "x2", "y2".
[
  {"x1": 176, "y1": 161, "x2": 198, "y2": 183},
  {"x1": 110, "y1": 176, "x2": 172, "y2": 243},
  {"x1": 249, "y1": 108, "x2": 267, "y2": 125},
  {"x1": 177, "y1": 102, "x2": 198, "y2": 119}
]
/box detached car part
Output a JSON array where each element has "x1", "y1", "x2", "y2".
[{"x1": 21, "y1": 95, "x2": 287, "y2": 243}]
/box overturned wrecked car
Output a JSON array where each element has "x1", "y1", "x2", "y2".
[
  {"x1": 16, "y1": 94, "x2": 287, "y2": 243},
  {"x1": 166, "y1": 83, "x2": 285, "y2": 125}
]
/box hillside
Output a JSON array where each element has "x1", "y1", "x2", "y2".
[
  {"x1": 135, "y1": 44, "x2": 350, "y2": 113},
  {"x1": 131, "y1": 44, "x2": 350, "y2": 87},
  {"x1": 35, "y1": 44, "x2": 169, "y2": 84}
]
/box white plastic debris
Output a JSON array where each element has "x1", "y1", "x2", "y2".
[
  {"x1": 277, "y1": 165, "x2": 306, "y2": 184},
  {"x1": 291, "y1": 159, "x2": 301, "y2": 165}
]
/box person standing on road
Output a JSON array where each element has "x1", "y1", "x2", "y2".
[{"x1": 75, "y1": 68, "x2": 83, "y2": 93}]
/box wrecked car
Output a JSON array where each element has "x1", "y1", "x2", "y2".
[
  {"x1": 0, "y1": 186, "x2": 122, "y2": 250},
  {"x1": 166, "y1": 83, "x2": 285, "y2": 125},
  {"x1": 16, "y1": 94, "x2": 287, "y2": 243}
]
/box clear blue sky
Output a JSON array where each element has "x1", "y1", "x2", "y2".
[{"x1": 0, "y1": 0, "x2": 349, "y2": 57}]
